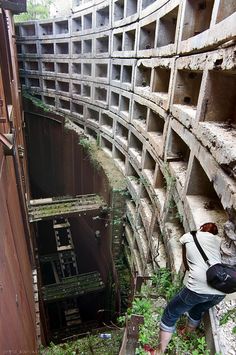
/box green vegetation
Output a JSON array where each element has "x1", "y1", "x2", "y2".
[
  {"x1": 15, "y1": 0, "x2": 55, "y2": 22},
  {"x1": 220, "y1": 307, "x2": 236, "y2": 334},
  {"x1": 22, "y1": 90, "x2": 53, "y2": 113},
  {"x1": 39, "y1": 330, "x2": 123, "y2": 355},
  {"x1": 120, "y1": 268, "x2": 210, "y2": 355}
]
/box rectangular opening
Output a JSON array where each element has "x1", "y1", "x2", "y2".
[
  {"x1": 202, "y1": 71, "x2": 236, "y2": 124},
  {"x1": 133, "y1": 101, "x2": 147, "y2": 126},
  {"x1": 114, "y1": 0, "x2": 124, "y2": 21},
  {"x1": 186, "y1": 158, "x2": 226, "y2": 227},
  {"x1": 95, "y1": 63, "x2": 108, "y2": 78},
  {"x1": 173, "y1": 70, "x2": 203, "y2": 108},
  {"x1": 111, "y1": 92, "x2": 119, "y2": 108},
  {"x1": 25, "y1": 61, "x2": 39, "y2": 71},
  {"x1": 59, "y1": 99, "x2": 70, "y2": 110},
  {"x1": 72, "y1": 102, "x2": 83, "y2": 115},
  {"x1": 24, "y1": 43, "x2": 37, "y2": 54},
  {"x1": 114, "y1": 147, "x2": 126, "y2": 171},
  {"x1": 113, "y1": 33, "x2": 123, "y2": 51},
  {"x1": 101, "y1": 113, "x2": 113, "y2": 128},
  {"x1": 55, "y1": 20, "x2": 68, "y2": 35},
  {"x1": 86, "y1": 127, "x2": 97, "y2": 140},
  {"x1": 157, "y1": 6, "x2": 178, "y2": 46},
  {"x1": 57, "y1": 62, "x2": 68, "y2": 73},
  {"x1": 83, "y1": 39, "x2": 92, "y2": 53},
  {"x1": 116, "y1": 122, "x2": 129, "y2": 142},
  {"x1": 28, "y1": 78, "x2": 40, "y2": 87},
  {"x1": 56, "y1": 42, "x2": 69, "y2": 54},
  {"x1": 44, "y1": 79, "x2": 55, "y2": 90},
  {"x1": 82, "y1": 84, "x2": 91, "y2": 97},
  {"x1": 152, "y1": 67, "x2": 171, "y2": 94},
  {"x1": 72, "y1": 83, "x2": 81, "y2": 95},
  {"x1": 44, "y1": 96, "x2": 55, "y2": 106},
  {"x1": 182, "y1": 0, "x2": 214, "y2": 40},
  {"x1": 39, "y1": 23, "x2": 53, "y2": 36},
  {"x1": 147, "y1": 109, "x2": 165, "y2": 135},
  {"x1": 83, "y1": 13, "x2": 92, "y2": 30},
  {"x1": 136, "y1": 64, "x2": 151, "y2": 88},
  {"x1": 126, "y1": 0, "x2": 137, "y2": 16},
  {"x1": 96, "y1": 6, "x2": 109, "y2": 27},
  {"x1": 72, "y1": 17, "x2": 82, "y2": 32},
  {"x1": 101, "y1": 137, "x2": 113, "y2": 155},
  {"x1": 96, "y1": 37, "x2": 109, "y2": 53},
  {"x1": 139, "y1": 21, "x2": 156, "y2": 50},
  {"x1": 41, "y1": 43, "x2": 53, "y2": 54},
  {"x1": 58, "y1": 81, "x2": 69, "y2": 92},
  {"x1": 167, "y1": 129, "x2": 190, "y2": 163},
  {"x1": 87, "y1": 107, "x2": 99, "y2": 122},
  {"x1": 122, "y1": 66, "x2": 132, "y2": 83},
  {"x1": 22, "y1": 24, "x2": 36, "y2": 36},
  {"x1": 83, "y1": 63, "x2": 92, "y2": 76},
  {"x1": 167, "y1": 129, "x2": 190, "y2": 186},
  {"x1": 124, "y1": 29, "x2": 135, "y2": 51},
  {"x1": 42, "y1": 62, "x2": 54, "y2": 72},
  {"x1": 72, "y1": 63, "x2": 81, "y2": 74},
  {"x1": 73, "y1": 41, "x2": 82, "y2": 54},
  {"x1": 216, "y1": 0, "x2": 236, "y2": 23},
  {"x1": 127, "y1": 163, "x2": 140, "y2": 195},
  {"x1": 130, "y1": 133, "x2": 143, "y2": 156},
  {"x1": 112, "y1": 64, "x2": 121, "y2": 81},
  {"x1": 143, "y1": 150, "x2": 156, "y2": 182},
  {"x1": 120, "y1": 96, "x2": 130, "y2": 116},
  {"x1": 95, "y1": 87, "x2": 107, "y2": 103}
]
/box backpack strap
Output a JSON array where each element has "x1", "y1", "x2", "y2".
[{"x1": 190, "y1": 231, "x2": 211, "y2": 266}]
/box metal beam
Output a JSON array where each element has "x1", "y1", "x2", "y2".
[{"x1": 28, "y1": 194, "x2": 107, "y2": 222}]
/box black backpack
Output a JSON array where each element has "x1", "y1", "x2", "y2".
[{"x1": 190, "y1": 231, "x2": 236, "y2": 294}]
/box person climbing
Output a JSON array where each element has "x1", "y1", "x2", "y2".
[{"x1": 154, "y1": 222, "x2": 225, "y2": 354}]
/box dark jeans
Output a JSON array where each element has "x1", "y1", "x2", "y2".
[{"x1": 160, "y1": 287, "x2": 225, "y2": 332}]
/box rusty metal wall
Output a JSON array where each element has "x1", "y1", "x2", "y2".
[{"x1": 0, "y1": 7, "x2": 37, "y2": 354}]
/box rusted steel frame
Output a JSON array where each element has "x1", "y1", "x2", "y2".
[{"x1": 0, "y1": 0, "x2": 27, "y2": 13}]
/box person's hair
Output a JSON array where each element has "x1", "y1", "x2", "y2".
[{"x1": 200, "y1": 222, "x2": 218, "y2": 235}]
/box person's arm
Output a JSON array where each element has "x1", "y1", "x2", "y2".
[{"x1": 182, "y1": 244, "x2": 189, "y2": 271}]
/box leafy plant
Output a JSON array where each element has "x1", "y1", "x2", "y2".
[{"x1": 220, "y1": 307, "x2": 236, "y2": 334}]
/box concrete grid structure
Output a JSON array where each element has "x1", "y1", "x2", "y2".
[
  {"x1": 16, "y1": 2, "x2": 236, "y2": 349},
  {"x1": 16, "y1": 0, "x2": 236, "y2": 273}
]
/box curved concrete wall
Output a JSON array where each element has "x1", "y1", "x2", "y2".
[{"x1": 16, "y1": 0, "x2": 236, "y2": 277}]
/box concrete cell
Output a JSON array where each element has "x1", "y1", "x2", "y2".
[
  {"x1": 21, "y1": 23, "x2": 36, "y2": 36},
  {"x1": 216, "y1": 0, "x2": 236, "y2": 23},
  {"x1": 95, "y1": 63, "x2": 108, "y2": 78},
  {"x1": 55, "y1": 20, "x2": 69, "y2": 35},
  {"x1": 72, "y1": 62, "x2": 82, "y2": 75},
  {"x1": 83, "y1": 13, "x2": 93, "y2": 30},
  {"x1": 57, "y1": 62, "x2": 69, "y2": 74},
  {"x1": 113, "y1": 32, "x2": 123, "y2": 51},
  {"x1": 139, "y1": 21, "x2": 156, "y2": 50},
  {"x1": 72, "y1": 82, "x2": 82, "y2": 95},
  {"x1": 157, "y1": 6, "x2": 178, "y2": 47},
  {"x1": 173, "y1": 70, "x2": 203, "y2": 107},
  {"x1": 73, "y1": 41, "x2": 82, "y2": 54},
  {"x1": 25, "y1": 61, "x2": 39, "y2": 71},
  {"x1": 39, "y1": 22, "x2": 53, "y2": 36},
  {"x1": 114, "y1": 0, "x2": 125, "y2": 21},
  {"x1": 122, "y1": 65, "x2": 132, "y2": 83},
  {"x1": 126, "y1": 0, "x2": 138, "y2": 17},
  {"x1": 44, "y1": 96, "x2": 55, "y2": 106},
  {"x1": 44, "y1": 79, "x2": 56, "y2": 90},
  {"x1": 124, "y1": 29, "x2": 136, "y2": 50},
  {"x1": 56, "y1": 42, "x2": 69, "y2": 55},
  {"x1": 181, "y1": 0, "x2": 214, "y2": 40},
  {"x1": 72, "y1": 16, "x2": 82, "y2": 32},
  {"x1": 152, "y1": 67, "x2": 171, "y2": 94},
  {"x1": 96, "y1": 36, "x2": 109, "y2": 53},
  {"x1": 96, "y1": 6, "x2": 109, "y2": 27},
  {"x1": 24, "y1": 43, "x2": 37, "y2": 54}
]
